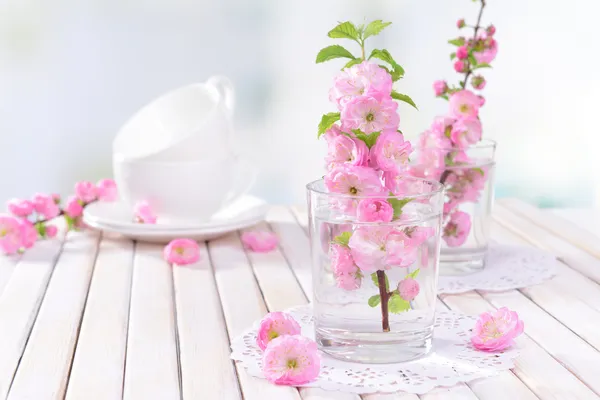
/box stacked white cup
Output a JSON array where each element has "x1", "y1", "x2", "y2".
[{"x1": 112, "y1": 76, "x2": 257, "y2": 225}]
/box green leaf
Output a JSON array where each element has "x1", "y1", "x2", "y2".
[
  {"x1": 468, "y1": 54, "x2": 477, "y2": 66},
  {"x1": 390, "y1": 91, "x2": 418, "y2": 110},
  {"x1": 389, "y1": 293, "x2": 411, "y2": 314},
  {"x1": 448, "y1": 38, "x2": 466, "y2": 46},
  {"x1": 342, "y1": 58, "x2": 362, "y2": 69},
  {"x1": 440, "y1": 94, "x2": 449, "y2": 100},
  {"x1": 353, "y1": 130, "x2": 381, "y2": 149},
  {"x1": 64, "y1": 215, "x2": 75, "y2": 231},
  {"x1": 407, "y1": 268, "x2": 420, "y2": 279},
  {"x1": 34, "y1": 222, "x2": 46, "y2": 238},
  {"x1": 368, "y1": 295, "x2": 381, "y2": 307},
  {"x1": 473, "y1": 63, "x2": 492, "y2": 70},
  {"x1": 370, "y1": 272, "x2": 390, "y2": 291},
  {"x1": 369, "y1": 49, "x2": 405, "y2": 81},
  {"x1": 316, "y1": 45, "x2": 356, "y2": 63},
  {"x1": 450, "y1": 52, "x2": 456, "y2": 60},
  {"x1": 333, "y1": 231, "x2": 352, "y2": 246},
  {"x1": 363, "y1": 20, "x2": 392, "y2": 39},
  {"x1": 388, "y1": 196, "x2": 413, "y2": 219},
  {"x1": 473, "y1": 167, "x2": 485, "y2": 176},
  {"x1": 328, "y1": 21, "x2": 360, "y2": 42},
  {"x1": 317, "y1": 112, "x2": 340, "y2": 138}
]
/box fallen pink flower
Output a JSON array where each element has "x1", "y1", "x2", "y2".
[
  {"x1": 134, "y1": 201, "x2": 157, "y2": 224},
  {"x1": 163, "y1": 238, "x2": 200, "y2": 265},
  {"x1": 241, "y1": 230, "x2": 279, "y2": 253},
  {"x1": 262, "y1": 335, "x2": 320, "y2": 385},
  {"x1": 256, "y1": 312, "x2": 302, "y2": 351},
  {"x1": 471, "y1": 307, "x2": 524, "y2": 352}
]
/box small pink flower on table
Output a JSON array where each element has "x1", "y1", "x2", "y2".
[
  {"x1": 471, "y1": 307, "x2": 524, "y2": 352},
  {"x1": 163, "y1": 238, "x2": 200, "y2": 266},
  {"x1": 241, "y1": 230, "x2": 279, "y2": 253},
  {"x1": 96, "y1": 178, "x2": 118, "y2": 202},
  {"x1": 398, "y1": 277, "x2": 420, "y2": 301},
  {"x1": 256, "y1": 312, "x2": 302, "y2": 351},
  {"x1": 7, "y1": 199, "x2": 34, "y2": 218},
  {"x1": 262, "y1": 335, "x2": 320, "y2": 385},
  {"x1": 64, "y1": 196, "x2": 84, "y2": 218},
  {"x1": 32, "y1": 194, "x2": 60, "y2": 219},
  {"x1": 443, "y1": 211, "x2": 471, "y2": 247},
  {"x1": 341, "y1": 95, "x2": 399, "y2": 134},
  {"x1": 449, "y1": 90, "x2": 481, "y2": 119},
  {"x1": 356, "y1": 199, "x2": 393, "y2": 223},
  {"x1": 134, "y1": 201, "x2": 157, "y2": 224},
  {"x1": 74, "y1": 181, "x2": 98, "y2": 203},
  {"x1": 0, "y1": 215, "x2": 23, "y2": 254}
]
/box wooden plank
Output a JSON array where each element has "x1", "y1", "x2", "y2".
[
  {"x1": 64, "y1": 235, "x2": 134, "y2": 400},
  {"x1": 173, "y1": 242, "x2": 241, "y2": 400},
  {"x1": 0, "y1": 233, "x2": 65, "y2": 398},
  {"x1": 123, "y1": 242, "x2": 181, "y2": 400},
  {"x1": 0, "y1": 254, "x2": 19, "y2": 297},
  {"x1": 7, "y1": 230, "x2": 101, "y2": 399},
  {"x1": 267, "y1": 206, "x2": 313, "y2": 296},
  {"x1": 500, "y1": 198, "x2": 600, "y2": 259},
  {"x1": 493, "y1": 203, "x2": 600, "y2": 284},
  {"x1": 208, "y1": 232, "x2": 302, "y2": 400},
  {"x1": 440, "y1": 292, "x2": 599, "y2": 400}
]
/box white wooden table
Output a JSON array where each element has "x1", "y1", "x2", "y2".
[{"x1": 0, "y1": 198, "x2": 599, "y2": 400}]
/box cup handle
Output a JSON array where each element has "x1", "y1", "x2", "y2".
[
  {"x1": 223, "y1": 155, "x2": 258, "y2": 206},
  {"x1": 206, "y1": 75, "x2": 235, "y2": 118}
]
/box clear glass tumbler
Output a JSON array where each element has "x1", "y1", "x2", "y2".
[
  {"x1": 410, "y1": 140, "x2": 496, "y2": 275},
  {"x1": 307, "y1": 177, "x2": 444, "y2": 363}
]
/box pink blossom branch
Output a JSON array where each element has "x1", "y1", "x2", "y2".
[{"x1": 460, "y1": 0, "x2": 487, "y2": 89}]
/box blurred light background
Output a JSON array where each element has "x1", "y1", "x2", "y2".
[{"x1": 0, "y1": 0, "x2": 596, "y2": 208}]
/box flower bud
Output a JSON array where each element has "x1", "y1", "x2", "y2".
[
  {"x1": 456, "y1": 46, "x2": 468, "y2": 60},
  {"x1": 457, "y1": 19, "x2": 466, "y2": 28},
  {"x1": 486, "y1": 24, "x2": 496, "y2": 36},
  {"x1": 471, "y1": 75, "x2": 486, "y2": 90},
  {"x1": 454, "y1": 60, "x2": 466, "y2": 73},
  {"x1": 433, "y1": 80, "x2": 448, "y2": 96},
  {"x1": 478, "y1": 95, "x2": 486, "y2": 106}
]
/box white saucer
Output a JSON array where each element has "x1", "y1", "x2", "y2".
[{"x1": 83, "y1": 195, "x2": 269, "y2": 243}]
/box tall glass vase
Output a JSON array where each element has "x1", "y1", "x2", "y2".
[
  {"x1": 307, "y1": 177, "x2": 444, "y2": 364},
  {"x1": 410, "y1": 140, "x2": 496, "y2": 275}
]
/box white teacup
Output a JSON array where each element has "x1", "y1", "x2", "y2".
[
  {"x1": 113, "y1": 76, "x2": 235, "y2": 162},
  {"x1": 113, "y1": 153, "x2": 257, "y2": 225}
]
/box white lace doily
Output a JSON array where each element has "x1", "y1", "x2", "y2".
[
  {"x1": 438, "y1": 244, "x2": 559, "y2": 294},
  {"x1": 231, "y1": 305, "x2": 520, "y2": 394}
]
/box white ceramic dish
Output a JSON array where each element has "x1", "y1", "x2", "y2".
[{"x1": 83, "y1": 195, "x2": 268, "y2": 243}]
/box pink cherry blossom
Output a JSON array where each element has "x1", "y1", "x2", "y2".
[
  {"x1": 348, "y1": 226, "x2": 391, "y2": 272},
  {"x1": 134, "y1": 201, "x2": 157, "y2": 224},
  {"x1": 7, "y1": 198, "x2": 34, "y2": 218},
  {"x1": 96, "y1": 179, "x2": 118, "y2": 202},
  {"x1": 0, "y1": 215, "x2": 23, "y2": 254},
  {"x1": 163, "y1": 238, "x2": 200, "y2": 265},
  {"x1": 474, "y1": 38, "x2": 498, "y2": 64},
  {"x1": 486, "y1": 25, "x2": 496, "y2": 36},
  {"x1": 341, "y1": 95, "x2": 399, "y2": 134},
  {"x1": 450, "y1": 118, "x2": 482, "y2": 147},
  {"x1": 329, "y1": 61, "x2": 393, "y2": 110},
  {"x1": 256, "y1": 312, "x2": 302, "y2": 351},
  {"x1": 31, "y1": 194, "x2": 60, "y2": 219},
  {"x1": 398, "y1": 277, "x2": 420, "y2": 301},
  {"x1": 471, "y1": 307, "x2": 524, "y2": 352},
  {"x1": 454, "y1": 60, "x2": 466, "y2": 73},
  {"x1": 405, "y1": 226, "x2": 435, "y2": 247},
  {"x1": 443, "y1": 211, "x2": 471, "y2": 247},
  {"x1": 478, "y1": 95, "x2": 486, "y2": 107},
  {"x1": 370, "y1": 131, "x2": 412, "y2": 174},
  {"x1": 64, "y1": 196, "x2": 84, "y2": 218},
  {"x1": 471, "y1": 75, "x2": 486, "y2": 90},
  {"x1": 262, "y1": 335, "x2": 320, "y2": 385},
  {"x1": 336, "y1": 273, "x2": 362, "y2": 290},
  {"x1": 74, "y1": 181, "x2": 97, "y2": 203},
  {"x1": 323, "y1": 124, "x2": 342, "y2": 143},
  {"x1": 456, "y1": 46, "x2": 468, "y2": 60},
  {"x1": 329, "y1": 243, "x2": 362, "y2": 290},
  {"x1": 241, "y1": 230, "x2": 279, "y2": 253},
  {"x1": 433, "y1": 80, "x2": 447, "y2": 96},
  {"x1": 45, "y1": 225, "x2": 58, "y2": 238},
  {"x1": 356, "y1": 199, "x2": 393, "y2": 222},
  {"x1": 457, "y1": 19, "x2": 465, "y2": 28},
  {"x1": 20, "y1": 220, "x2": 38, "y2": 249},
  {"x1": 449, "y1": 90, "x2": 481, "y2": 119},
  {"x1": 324, "y1": 165, "x2": 384, "y2": 197},
  {"x1": 325, "y1": 134, "x2": 369, "y2": 170},
  {"x1": 385, "y1": 229, "x2": 418, "y2": 267},
  {"x1": 430, "y1": 115, "x2": 457, "y2": 139},
  {"x1": 51, "y1": 193, "x2": 61, "y2": 204}
]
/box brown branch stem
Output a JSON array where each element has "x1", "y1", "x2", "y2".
[{"x1": 377, "y1": 270, "x2": 390, "y2": 332}]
